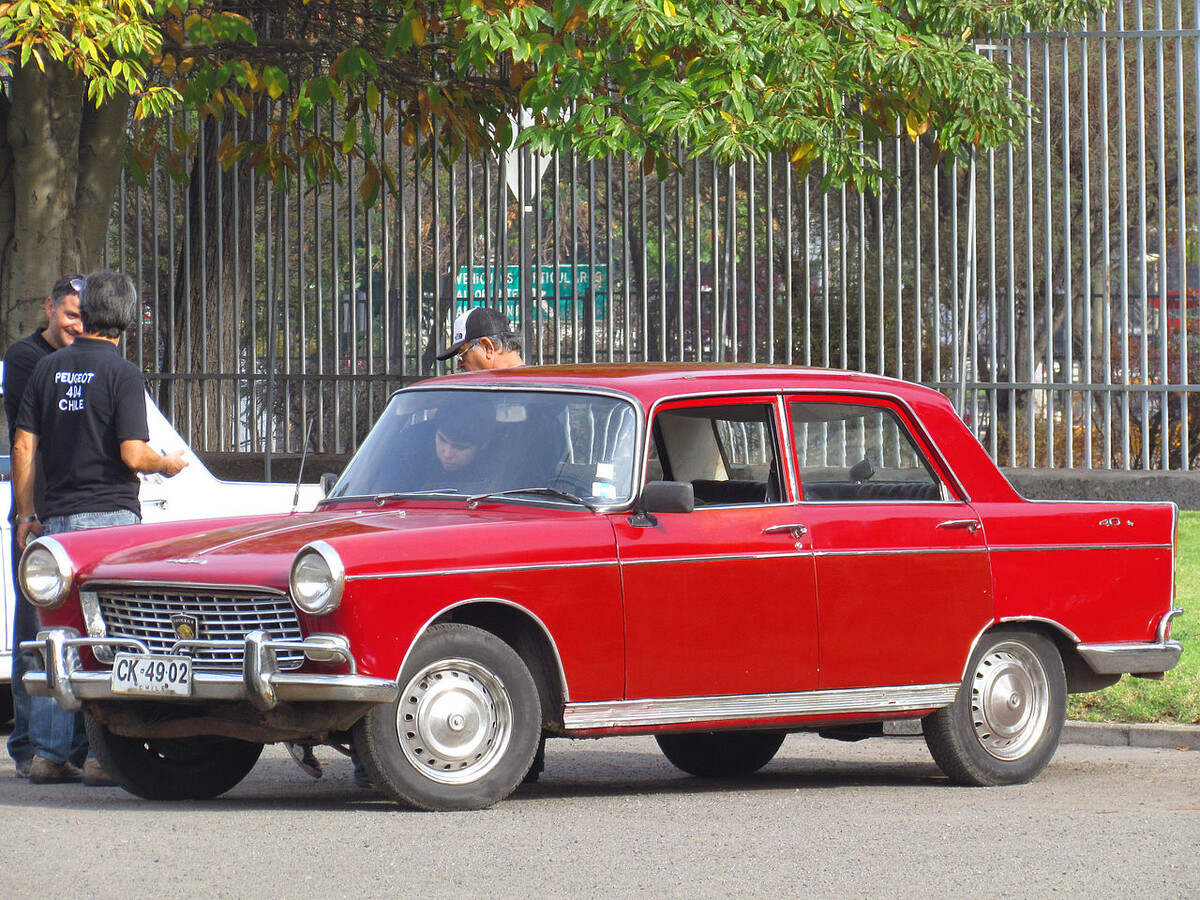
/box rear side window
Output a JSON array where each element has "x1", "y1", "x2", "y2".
[
  {"x1": 789, "y1": 401, "x2": 944, "y2": 502},
  {"x1": 649, "y1": 401, "x2": 783, "y2": 505}
]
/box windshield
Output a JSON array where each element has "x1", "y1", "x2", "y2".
[{"x1": 328, "y1": 388, "x2": 639, "y2": 506}]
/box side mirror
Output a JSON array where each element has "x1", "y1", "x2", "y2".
[
  {"x1": 643, "y1": 480, "x2": 695, "y2": 514},
  {"x1": 319, "y1": 472, "x2": 339, "y2": 497},
  {"x1": 628, "y1": 480, "x2": 694, "y2": 527},
  {"x1": 849, "y1": 457, "x2": 875, "y2": 483}
]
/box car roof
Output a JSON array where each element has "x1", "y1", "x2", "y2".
[{"x1": 416, "y1": 363, "x2": 952, "y2": 410}]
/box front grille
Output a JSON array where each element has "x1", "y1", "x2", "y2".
[{"x1": 94, "y1": 585, "x2": 305, "y2": 671}]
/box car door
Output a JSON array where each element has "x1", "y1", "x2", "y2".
[
  {"x1": 614, "y1": 396, "x2": 820, "y2": 701},
  {"x1": 787, "y1": 396, "x2": 993, "y2": 691}
]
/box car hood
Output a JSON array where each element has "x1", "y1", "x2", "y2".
[{"x1": 79, "y1": 504, "x2": 617, "y2": 589}]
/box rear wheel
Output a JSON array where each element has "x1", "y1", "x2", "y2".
[
  {"x1": 656, "y1": 730, "x2": 786, "y2": 777},
  {"x1": 923, "y1": 630, "x2": 1066, "y2": 786},
  {"x1": 85, "y1": 716, "x2": 263, "y2": 800},
  {"x1": 0, "y1": 685, "x2": 13, "y2": 726},
  {"x1": 353, "y1": 623, "x2": 541, "y2": 811}
]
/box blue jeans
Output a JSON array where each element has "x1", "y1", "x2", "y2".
[
  {"x1": 7, "y1": 518, "x2": 39, "y2": 766},
  {"x1": 23, "y1": 509, "x2": 140, "y2": 767}
]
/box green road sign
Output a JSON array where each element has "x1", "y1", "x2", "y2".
[{"x1": 454, "y1": 264, "x2": 608, "y2": 322}]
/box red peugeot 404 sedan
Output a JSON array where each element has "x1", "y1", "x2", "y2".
[{"x1": 19, "y1": 365, "x2": 1181, "y2": 809}]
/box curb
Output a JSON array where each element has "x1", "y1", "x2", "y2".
[
  {"x1": 1061, "y1": 720, "x2": 1200, "y2": 750},
  {"x1": 882, "y1": 718, "x2": 1200, "y2": 749}
]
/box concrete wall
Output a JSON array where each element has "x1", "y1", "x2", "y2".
[
  {"x1": 1002, "y1": 468, "x2": 1200, "y2": 510},
  {"x1": 205, "y1": 453, "x2": 1200, "y2": 511}
]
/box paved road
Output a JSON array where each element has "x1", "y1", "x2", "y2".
[{"x1": 1, "y1": 732, "x2": 1196, "y2": 899}]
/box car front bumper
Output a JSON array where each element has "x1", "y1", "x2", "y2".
[{"x1": 22, "y1": 627, "x2": 399, "y2": 712}]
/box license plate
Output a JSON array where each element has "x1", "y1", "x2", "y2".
[{"x1": 111, "y1": 653, "x2": 193, "y2": 697}]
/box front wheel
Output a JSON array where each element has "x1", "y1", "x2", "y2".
[
  {"x1": 85, "y1": 716, "x2": 263, "y2": 800},
  {"x1": 353, "y1": 623, "x2": 542, "y2": 811},
  {"x1": 656, "y1": 730, "x2": 786, "y2": 777},
  {"x1": 923, "y1": 629, "x2": 1066, "y2": 786}
]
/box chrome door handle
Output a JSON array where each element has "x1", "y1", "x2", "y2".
[
  {"x1": 937, "y1": 519, "x2": 980, "y2": 533},
  {"x1": 763, "y1": 523, "x2": 808, "y2": 537}
]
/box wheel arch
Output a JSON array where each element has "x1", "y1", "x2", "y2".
[
  {"x1": 984, "y1": 617, "x2": 1120, "y2": 694},
  {"x1": 414, "y1": 598, "x2": 568, "y2": 731}
]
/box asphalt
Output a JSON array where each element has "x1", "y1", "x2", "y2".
[{"x1": 4, "y1": 719, "x2": 1199, "y2": 753}]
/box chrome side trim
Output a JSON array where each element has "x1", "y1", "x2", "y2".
[
  {"x1": 562, "y1": 682, "x2": 958, "y2": 731},
  {"x1": 815, "y1": 547, "x2": 989, "y2": 558},
  {"x1": 993, "y1": 616, "x2": 1082, "y2": 644},
  {"x1": 346, "y1": 559, "x2": 618, "y2": 583},
  {"x1": 798, "y1": 499, "x2": 958, "y2": 505},
  {"x1": 989, "y1": 543, "x2": 1174, "y2": 553},
  {"x1": 621, "y1": 551, "x2": 803, "y2": 566}
]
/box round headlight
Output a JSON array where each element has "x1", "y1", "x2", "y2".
[
  {"x1": 289, "y1": 542, "x2": 345, "y2": 615},
  {"x1": 19, "y1": 538, "x2": 74, "y2": 609}
]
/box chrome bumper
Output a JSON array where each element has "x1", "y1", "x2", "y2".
[
  {"x1": 1077, "y1": 607, "x2": 1184, "y2": 675},
  {"x1": 21, "y1": 627, "x2": 399, "y2": 713}
]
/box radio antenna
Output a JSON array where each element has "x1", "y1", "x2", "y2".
[{"x1": 292, "y1": 417, "x2": 315, "y2": 513}]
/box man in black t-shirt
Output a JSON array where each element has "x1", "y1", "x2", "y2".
[
  {"x1": 12, "y1": 270, "x2": 187, "y2": 786},
  {"x1": 3, "y1": 275, "x2": 83, "y2": 783}
]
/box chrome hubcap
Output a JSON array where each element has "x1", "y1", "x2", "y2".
[
  {"x1": 970, "y1": 641, "x2": 1050, "y2": 761},
  {"x1": 396, "y1": 658, "x2": 513, "y2": 785}
]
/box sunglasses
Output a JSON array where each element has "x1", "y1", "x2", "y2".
[{"x1": 70, "y1": 278, "x2": 85, "y2": 293}]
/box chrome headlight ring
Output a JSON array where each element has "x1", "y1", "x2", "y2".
[
  {"x1": 289, "y1": 540, "x2": 346, "y2": 615},
  {"x1": 19, "y1": 537, "x2": 75, "y2": 609}
]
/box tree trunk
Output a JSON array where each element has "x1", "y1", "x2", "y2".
[
  {"x1": 0, "y1": 61, "x2": 128, "y2": 349},
  {"x1": 164, "y1": 110, "x2": 259, "y2": 450}
]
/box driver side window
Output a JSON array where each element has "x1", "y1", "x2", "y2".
[{"x1": 649, "y1": 401, "x2": 783, "y2": 506}]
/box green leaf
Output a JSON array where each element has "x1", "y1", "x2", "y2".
[
  {"x1": 264, "y1": 66, "x2": 287, "y2": 101},
  {"x1": 360, "y1": 161, "x2": 381, "y2": 208}
]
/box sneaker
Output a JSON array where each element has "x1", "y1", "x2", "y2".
[
  {"x1": 15, "y1": 758, "x2": 32, "y2": 779},
  {"x1": 285, "y1": 742, "x2": 323, "y2": 779},
  {"x1": 81, "y1": 758, "x2": 116, "y2": 787},
  {"x1": 28, "y1": 756, "x2": 81, "y2": 784}
]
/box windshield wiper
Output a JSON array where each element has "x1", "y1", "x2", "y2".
[
  {"x1": 372, "y1": 489, "x2": 463, "y2": 506},
  {"x1": 467, "y1": 487, "x2": 597, "y2": 512}
]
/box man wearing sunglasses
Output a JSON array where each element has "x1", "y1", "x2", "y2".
[
  {"x1": 11, "y1": 270, "x2": 187, "y2": 787},
  {"x1": 3, "y1": 275, "x2": 84, "y2": 784},
  {"x1": 436, "y1": 307, "x2": 525, "y2": 371}
]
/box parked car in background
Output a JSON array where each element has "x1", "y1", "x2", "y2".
[
  {"x1": 16, "y1": 364, "x2": 1181, "y2": 809},
  {"x1": 1, "y1": 387, "x2": 322, "y2": 723}
]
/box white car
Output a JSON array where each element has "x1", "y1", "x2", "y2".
[{"x1": 1, "y1": 388, "x2": 322, "y2": 721}]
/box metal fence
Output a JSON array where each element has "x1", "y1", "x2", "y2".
[{"x1": 104, "y1": 0, "x2": 1200, "y2": 470}]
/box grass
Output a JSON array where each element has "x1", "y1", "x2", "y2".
[{"x1": 1066, "y1": 510, "x2": 1199, "y2": 725}]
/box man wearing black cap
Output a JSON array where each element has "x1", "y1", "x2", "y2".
[{"x1": 436, "y1": 307, "x2": 524, "y2": 371}]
